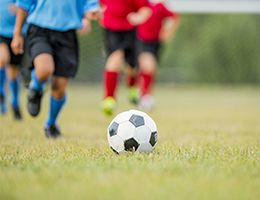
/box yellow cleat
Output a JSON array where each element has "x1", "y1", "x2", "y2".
[
  {"x1": 101, "y1": 96, "x2": 116, "y2": 116},
  {"x1": 128, "y1": 86, "x2": 139, "y2": 105}
]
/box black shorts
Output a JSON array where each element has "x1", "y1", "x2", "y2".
[
  {"x1": 104, "y1": 28, "x2": 137, "y2": 67},
  {"x1": 0, "y1": 36, "x2": 24, "y2": 66},
  {"x1": 27, "y1": 25, "x2": 79, "y2": 78},
  {"x1": 136, "y1": 39, "x2": 161, "y2": 61}
]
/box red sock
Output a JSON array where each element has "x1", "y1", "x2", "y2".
[
  {"x1": 104, "y1": 71, "x2": 119, "y2": 98},
  {"x1": 126, "y1": 75, "x2": 137, "y2": 88},
  {"x1": 140, "y1": 72, "x2": 154, "y2": 96}
]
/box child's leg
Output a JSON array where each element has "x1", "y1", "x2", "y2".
[
  {"x1": 45, "y1": 76, "x2": 68, "y2": 128},
  {"x1": 0, "y1": 43, "x2": 10, "y2": 114},
  {"x1": 125, "y1": 65, "x2": 139, "y2": 105},
  {"x1": 30, "y1": 53, "x2": 53, "y2": 91},
  {"x1": 125, "y1": 66, "x2": 138, "y2": 88},
  {"x1": 138, "y1": 52, "x2": 156, "y2": 96},
  {"x1": 0, "y1": 67, "x2": 6, "y2": 114},
  {"x1": 7, "y1": 65, "x2": 20, "y2": 109},
  {"x1": 138, "y1": 52, "x2": 157, "y2": 111},
  {"x1": 27, "y1": 53, "x2": 53, "y2": 117},
  {"x1": 6, "y1": 65, "x2": 23, "y2": 120},
  {"x1": 44, "y1": 77, "x2": 68, "y2": 138},
  {"x1": 103, "y1": 50, "x2": 124, "y2": 99},
  {"x1": 102, "y1": 50, "x2": 124, "y2": 115}
]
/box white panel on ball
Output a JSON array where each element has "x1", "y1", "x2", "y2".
[
  {"x1": 134, "y1": 125, "x2": 151, "y2": 144},
  {"x1": 112, "y1": 111, "x2": 132, "y2": 124},
  {"x1": 144, "y1": 115, "x2": 157, "y2": 132},
  {"x1": 109, "y1": 135, "x2": 124, "y2": 153},
  {"x1": 138, "y1": 143, "x2": 153, "y2": 153},
  {"x1": 117, "y1": 121, "x2": 136, "y2": 140}
]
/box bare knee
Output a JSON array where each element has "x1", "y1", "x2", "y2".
[
  {"x1": 7, "y1": 65, "x2": 20, "y2": 80},
  {"x1": 0, "y1": 44, "x2": 10, "y2": 67},
  {"x1": 105, "y1": 50, "x2": 124, "y2": 72},
  {"x1": 34, "y1": 53, "x2": 55, "y2": 80},
  {"x1": 51, "y1": 86, "x2": 66, "y2": 99},
  {"x1": 51, "y1": 77, "x2": 69, "y2": 99},
  {"x1": 139, "y1": 52, "x2": 157, "y2": 74}
]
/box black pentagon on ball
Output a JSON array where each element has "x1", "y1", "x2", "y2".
[
  {"x1": 109, "y1": 122, "x2": 119, "y2": 137},
  {"x1": 129, "y1": 114, "x2": 145, "y2": 127},
  {"x1": 124, "y1": 138, "x2": 140, "y2": 151},
  {"x1": 149, "y1": 131, "x2": 158, "y2": 146}
]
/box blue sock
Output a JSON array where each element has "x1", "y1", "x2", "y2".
[
  {"x1": 29, "y1": 70, "x2": 45, "y2": 91},
  {"x1": 9, "y1": 78, "x2": 20, "y2": 109},
  {"x1": 45, "y1": 95, "x2": 67, "y2": 127},
  {"x1": 0, "y1": 68, "x2": 7, "y2": 113},
  {"x1": 0, "y1": 68, "x2": 6, "y2": 96}
]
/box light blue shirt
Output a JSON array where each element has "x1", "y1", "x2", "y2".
[
  {"x1": 0, "y1": 0, "x2": 17, "y2": 38},
  {"x1": 17, "y1": 0, "x2": 99, "y2": 31},
  {"x1": 0, "y1": 0, "x2": 28, "y2": 38}
]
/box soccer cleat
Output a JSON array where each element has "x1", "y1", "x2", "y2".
[
  {"x1": 138, "y1": 95, "x2": 155, "y2": 111},
  {"x1": 27, "y1": 88, "x2": 43, "y2": 117},
  {"x1": 128, "y1": 86, "x2": 139, "y2": 105},
  {"x1": 44, "y1": 124, "x2": 61, "y2": 138},
  {"x1": 0, "y1": 94, "x2": 7, "y2": 114},
  {"x1": 101, "y1": 96, "x2": 116, "y2": 116},
  {"x1": 12, "y1": 106, "x2": 22, "y2": 120}
]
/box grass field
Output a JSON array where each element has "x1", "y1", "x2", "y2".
[{"x1": 0, "y1": 84, "x2": 259, "y2": 200}]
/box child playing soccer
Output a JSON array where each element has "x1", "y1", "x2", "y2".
[
  {"x1": 100, "y1": 0, "x2": 151, "y2": 116},
  {"x1": 0, "y1": 0, "x2": 26, "y2": 120},
  {"x1": 136, "y1": 0, "x2": 179, "y2": 111},
  {"x1": 11, "y1": 0, "x2": 99, "y2": 138}
]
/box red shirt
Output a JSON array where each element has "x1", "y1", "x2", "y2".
[
  {"x1": 100, "y1": 0, "x2": 149, "y2": 31},
  {"x1": 137, "y1": 2, "x2": 178, "y2": 42}
]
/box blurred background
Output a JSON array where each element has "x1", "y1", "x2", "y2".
[{"x1": 76, "y1": 0, "x2": 260, "y2": 85}]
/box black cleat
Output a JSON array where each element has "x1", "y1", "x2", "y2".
[
  {"x1": 12, "y1": 106, "x2": 22, "y2": 120},
  {"x1": 44, "y1": 125, "x2": 61, "y2": 138},
  {"x1": 27, "y1": 88, "x2": 43, "y2": 117}
]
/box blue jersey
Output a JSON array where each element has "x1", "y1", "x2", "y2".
[
  {"x1": 17, "y1": 0, "x2": 99, "y2": 31},
  {"x1": 0, "y1": 0, "x2": 17, "y2": 38},
  {"x1": 0, "y1": 0, "x2": 28, "y2": 38}
]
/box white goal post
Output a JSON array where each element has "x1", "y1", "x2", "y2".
[{"x1": 166, "y1": 0, "x2": 260, "y2": 13}]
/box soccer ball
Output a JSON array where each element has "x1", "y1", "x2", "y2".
[{"x1": 107, "y1": 109, "x2": 158, "y2": 154}]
